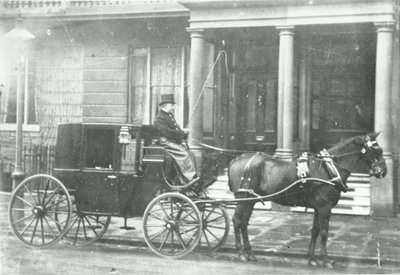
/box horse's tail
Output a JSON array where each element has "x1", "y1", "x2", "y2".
[{"x1": 227, "y1": 156, "x2": 238, "y2": 192}]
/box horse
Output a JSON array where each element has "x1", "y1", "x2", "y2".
[{"x1": 228, "y1": 132, "x2": 387, "y2": 268}]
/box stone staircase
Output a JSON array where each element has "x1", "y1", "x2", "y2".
[{"x1": 208, "y1": 172, "x2": 370, "y2": 215}]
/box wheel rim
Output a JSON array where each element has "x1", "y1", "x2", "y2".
[
  {"x1": 8, "y1": 174, "x2": 72, "y2": 248},
  {"x1": 143, "y1": 193, "x2": 202, "y2": 259},
  {"x1": 58, "y1": 207, "x2": 111, "y2": 245},
  {"x1": 196, "y1": 204, "x2": 230, "y2": 253}
]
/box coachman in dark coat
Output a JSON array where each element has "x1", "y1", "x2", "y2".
[{"x1": 154, "y1": 94, "x2": 198, "y2": 185}]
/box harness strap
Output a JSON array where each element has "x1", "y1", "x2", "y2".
[
  {"x1": 236, "y1": 188, "x2": 265, "y2": 205},
  {"x1": 320, "y1": 149, "x2": 348, "y2": 191}
]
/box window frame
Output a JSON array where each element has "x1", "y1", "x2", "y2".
[
  {"x1": 128, "y1": 44, "x2": 187, "y2": 127},
  {"x1": 0, "y1": 56, "x2": 39, "y2": 132}
]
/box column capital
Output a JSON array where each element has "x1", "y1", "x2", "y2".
[
  {"x1": 276, "y1": 25, "x2": 295, "y2": 35},
  {"x1": 374, "y1": 22, "x2": 395, "y2": 32},
  {"x1": 186, "y1": 28, "x2": 205, "y2": 38}
]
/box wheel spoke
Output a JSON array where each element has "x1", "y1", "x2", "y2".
[
  {"x1": 175, "y1": 229, "x2": 187, "y2": 250},
  {"x1": 40, "y1": 217, "x2": 45, "y2": 244},
  {"x1": 43, "y1": 186, "x2": 60, "y2": 207},
  {"x1": 19, "y1": 215, "x2": 36, "y2": 236},
  {"x1": 43, "y1": 216, "x2": 57, "y2": 238},
  {"x1": 45, "y1": 213, "x2": 66, "y2": 228},
  {"x1": 149, "y1": 211, "x2": 167, "y2": 223},
  {"x1": 81, "y1": 217, "x2": 88, "y2": 240},
  {"x1": 159, "y1": 230, "x2": 171, "y2": 251},
  {"x1": 182, "y1": 227, "x2": 197, "y2": 240},
  {"x1": 24, "y1": 185, "x2": 38, "y2": 205},
  {"x1": 158, "y1": 201, "x2": 171, "y2": 220},
  {"x1": 36, "y1": 181, "x2": 41, "y2": 205},
  {"x1": 205, "y1": 227, "x2": 220, "y2": 242},
  {"x1": 201, "y1": 229, "x2": 211, "y2": 247},
  {"x1": 83, "y1": 215, "x2": 99, "y2": 237},
  {"x1": 42, "y1": 179, "x2": 51, "y2": 205},
  {"x1": 30, "y1": 218, "x2": 40, "y2": 244},
  {"x1": 204, "y1": 207, "x2": 216, "y2": 221},
  {"x1": 15, "y1": 195, "x2": 34, "y2": 208},
  {"x1": 12, "y1": 214, "x2": 35, "y2": 225},
  {"x1": 180, "y1": 209, "x2": 197, "y2": 222},
  {"x1": 205, "y1": 215, "x2": 224, "y2": 224},
  {"x1": 74, "y1": 217, "x2": 82, "y2": 242},
  {"x1": 149, "y1": 228, "x2": 168, "y2": 242}
]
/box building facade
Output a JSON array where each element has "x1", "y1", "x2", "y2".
[{"x1": 0, "y1": 0, "x2": 399, "y2": 217}]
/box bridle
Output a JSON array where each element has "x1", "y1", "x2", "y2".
[{"x1": 360, "y1": 139, "x2": 386, "y2": 177}]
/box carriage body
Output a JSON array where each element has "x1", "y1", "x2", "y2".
[
  {"x1": 8, "y1": 122, "x2": 228, "y2": 257},
  {"x1": 52, "y1": 123, "x2": 163, "y2": 217}
]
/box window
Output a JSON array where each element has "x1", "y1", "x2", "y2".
[
  {"x1": 128, "y1": 46, "x2": 187, "y2": 126},
  {"x1": 84, "y1": 128, "x2": 115, "y2": 169},
  {"x1": 0, "y1": 54, "x2": 37, "y2": 126},
  {"x1": 128, "y1": 44, "x2": 216, "y2": 135}
]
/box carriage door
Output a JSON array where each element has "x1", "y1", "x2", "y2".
[
  {"x1": 79, "y1": 127, "x2": 119, "y2": 215},
  {"x1": 236, "y1": 74, "x2": 277, "y2": 152},
  {"x1": 310, "y1": 34, "x2": 375, "y2": 152}
]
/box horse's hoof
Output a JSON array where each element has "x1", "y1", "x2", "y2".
[
  {"x1": 323, "y1": 260, "x2": 335, "y2": 269},
  {"x1": 308, "y1": 259, "x2": 321, "y2": 268},
  {"x1": 247, "y1": 254, "x2": 257, "y2": 262},
  {"x1": 238, "y1": 254, "x2": 248, "y2": 262}
]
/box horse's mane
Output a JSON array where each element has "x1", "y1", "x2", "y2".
[{"x1": 327, "y1": 135, "x2": 364, "y2": 156}]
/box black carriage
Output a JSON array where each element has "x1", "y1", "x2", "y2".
[{"x1": 8, "y1": 123, "x2": 230, "y2": 259}]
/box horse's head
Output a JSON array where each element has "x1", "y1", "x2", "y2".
[{"x1": 355, "y1": 132, "x2": 387, "y2": 178}]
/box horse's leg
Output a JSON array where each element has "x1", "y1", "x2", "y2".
[
  {"x1": 318, "y1": 208, "x2": 335, "y2": 268},
  {"x1": 232, "y1": 203, "x2": 248, "y2": 262},
  {"x1": 240, "y1": 201, "x2": 257, "y2": 261},
  {"x1": 307, "y1": 210, "x2": 321, "y2": 267}
]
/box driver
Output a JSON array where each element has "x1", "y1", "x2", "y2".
[{"x1": 154, "y1": 93, "x2": 200, "y2": 186}]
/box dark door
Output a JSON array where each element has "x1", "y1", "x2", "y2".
[
  {"x1": 236, "y1": 74, "x2": 277, "y2": 152},
  {"x1": 310, "y1": 34, "x2": 375, "y2": 152},
  {"x1": 311, "y1": 67, "x2": 374, "y2": 152}
]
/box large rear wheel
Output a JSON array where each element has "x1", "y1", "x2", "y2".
[
  {"x1": 143, "y1": 193, "x2": 202, "y2": 259},
  {"x1": 8, "y1": 174, "x2": 72, "y2": 248}
]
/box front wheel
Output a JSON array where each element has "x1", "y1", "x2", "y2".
[
  {"x1": 143, "y1": 193, "x2": 202, "y2": 259},
  {"x1": 8, "y1": 174, "x2": 72, "y2": 248}
]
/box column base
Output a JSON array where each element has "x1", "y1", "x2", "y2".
[
  {"x1": 274, "y1": 148, "x2": 294, "y2": 161},
  {"x1": 370, "y1": 153, "x2": 395, "y2": 217},
  {"x1": 12, "y1": 170, "x2": 25, "y2": 190}
]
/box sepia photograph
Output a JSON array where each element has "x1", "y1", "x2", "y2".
[{"x1": 0, "y1": 0, "x2": 399, "y2": 274}]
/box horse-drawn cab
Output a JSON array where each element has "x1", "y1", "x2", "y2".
[{"x1": 9, "y1": 122, "x2": 227, "y2": 257}]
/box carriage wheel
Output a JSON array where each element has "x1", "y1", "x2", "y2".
[
  {"x1": 55, "y1": 199, "x2": 111, "y2": 245},
  {"x1": 143, "y1": 192, "x2": 202, "y2": 259},
  {"x1": 8, "y1": 174, "x2": 72, "y2": 248},
  {"x1": 196, "y1": 204, "x2": 230, "y2": 253}
]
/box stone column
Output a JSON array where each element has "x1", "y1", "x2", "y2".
[
  {"x1": 275, "y1": 26, "x2": 295, "y2": 161},
  {"x1": 298, "y1": 45, "x2": 311, "y2": 152},
  {"x1": 187, "y1": 29, "x2": 206, "y2": 160},
  {"x1": 370, "y1": 23, "x2": 395, "y2": 217}
]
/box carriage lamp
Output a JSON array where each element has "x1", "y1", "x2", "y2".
[{"x1": 118, "y1": 126, "x2": 132, "y2": 144}]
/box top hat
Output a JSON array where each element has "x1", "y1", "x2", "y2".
[{"x1": 159, "y1": 93, "x2": 176, "y2": 105}]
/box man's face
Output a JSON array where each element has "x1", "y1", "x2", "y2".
[{"x1": 161, "y1": 103, "x2": 174, "y2": 113}]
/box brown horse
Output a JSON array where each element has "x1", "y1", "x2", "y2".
[{"x1": 228, "y1": 133, "x2": 387, "y2": 268}]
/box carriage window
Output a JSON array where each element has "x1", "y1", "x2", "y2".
[{"x1": 84, "y1": 128, "x2": 115, "y2": 169}]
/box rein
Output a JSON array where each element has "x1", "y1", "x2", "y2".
[{"x1": 195, "y1": 177, "x2": 337, "y2": 205}]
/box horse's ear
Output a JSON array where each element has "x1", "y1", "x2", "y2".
[{"x1": 368, "y1": 132, "x2": 381, "y2": 141}]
